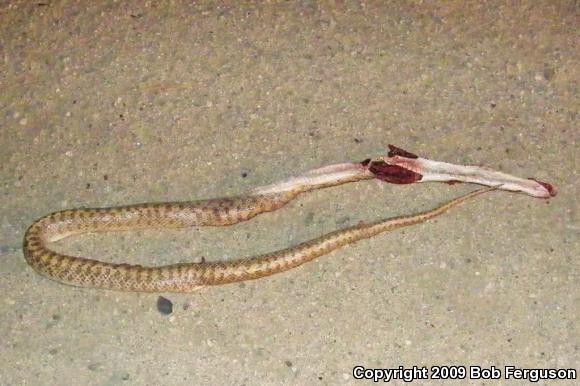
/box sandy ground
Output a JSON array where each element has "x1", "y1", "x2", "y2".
[{"x1": 1, "y1": 1, "x2": 578, "y2": 385}]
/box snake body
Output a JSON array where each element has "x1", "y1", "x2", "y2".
[{"x1": 23, "y1": 163, "x2": 495, "y2": 292}]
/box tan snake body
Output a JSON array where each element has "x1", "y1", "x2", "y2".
[
  {"x1": 24, "y1": 146, "x2": 556, "y2": 293},
  {"x1": 23, "y1": 156, "x2": 497, "y2": 293}
]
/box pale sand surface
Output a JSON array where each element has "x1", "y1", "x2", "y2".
[{"x1": 1, "y1": 2, "x2": 577, "y2": 385}]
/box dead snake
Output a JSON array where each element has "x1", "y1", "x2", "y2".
[{"x1": 24, "y1": 148, "x2": 554, "y2": 293}]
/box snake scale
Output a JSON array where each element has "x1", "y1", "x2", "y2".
[{"x1": 23, "y1": 154, "x2": 500, "y2": 293}]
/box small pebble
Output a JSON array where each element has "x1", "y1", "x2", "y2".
[{"x1": 156, "y1": 296, "x2": 173, "y2": 315}]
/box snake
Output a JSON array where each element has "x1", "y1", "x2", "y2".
[{"x1": 23, "y1": 155, "x2": 503, "y2": 293}]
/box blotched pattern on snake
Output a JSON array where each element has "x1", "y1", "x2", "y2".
[{"x1": 23, "y1": 147, "x2": 555, "y2": 292}]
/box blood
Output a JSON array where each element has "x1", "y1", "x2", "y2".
[
  {"x1": 527, "y1": 178, "x2": 557, "y2": 197},
  {"x1": 368, "y1": 161, "x2": 423, "y2": 184},
  {"x1": 387, "y1": 144, "x2": 419, "y2": 159}
]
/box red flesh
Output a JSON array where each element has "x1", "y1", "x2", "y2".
[
  {"x1": 368, "y1": 161, "x2": 423, "y2": 184},
  {"x1": 387, "y1": 144, "x2": 419, "y2": 159},
  {"x1": 528, "y1": 178, "x2": 557, "y2": 197}
]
